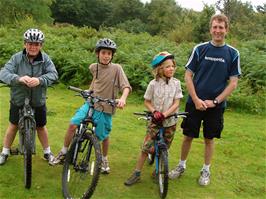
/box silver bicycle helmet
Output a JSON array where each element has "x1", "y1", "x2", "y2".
[
  {"x1": 95, "y1": 38, "x2": 117, "y2": 53},
  {"x1": 24, "y1": 28, "x2": 45, "y2": 43}
]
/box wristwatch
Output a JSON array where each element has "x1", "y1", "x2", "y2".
[{"x1": 213, "y1": 99, "x2": 219, "y2": 106}]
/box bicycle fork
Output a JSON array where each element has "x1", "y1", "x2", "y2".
[{"x1": 155, "y1": 128, "x2": 167, "y2": 175}]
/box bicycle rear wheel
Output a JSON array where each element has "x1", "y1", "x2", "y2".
[
  {"x1": 158, "y1": 149, "x2": 168, "y2": 199},
  {"x1": 24, "y1": 128, "x2": 33, "y2": 189},
  {"x1": 62, "y1": 132, "x2": 102, "y2": 199}
]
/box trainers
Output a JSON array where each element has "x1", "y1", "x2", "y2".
[
  {"x1": 49, "y1": 151, "x2": 66, "y2": 166},
  {"x1": 0, "y1": 153, "x2": 8, "y2": 165},
  {"x1": 124, "y1": 172, "x2": 141, "y2": 186},
  {"x1": 43, "y1": 152, "x2": 55, "y2": 164},
  {"x1": 101, "y1": 159, "x2": 110, "y2": 174},
  {"x1": 198, "y1": 169, "x2": 211, "y2": 186},
  {"x1": 169, "y1": 165, "x2": 185, "y2": 179}
]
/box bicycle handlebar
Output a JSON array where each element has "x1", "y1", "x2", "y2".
[
  {"x1": 68, "y1": 86, "x2": 117, "y2": 107},
  {"x1": 133, "y1": 111, "x2": 189, "y2": 121}
]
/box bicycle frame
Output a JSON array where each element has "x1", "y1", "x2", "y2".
[
  {"x1": 70, "y1": 94, "x2": 98, "y2": 167},
  {"x1": 134, "y1": 111, "x2": 188, "y2": 199},
  {"x1": 154, "y1": 127, "x2": 167, "y2": 175},
  {"x1": 62, "y1": 86, "x2": 116, "y2": 199}
]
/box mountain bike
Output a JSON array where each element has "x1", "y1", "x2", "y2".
[
  {"x1": 17, "y1": 96, "x2": 36, "y2": 189},
  {"x1": 0, "y1": 83, "x2": 36, "y2": 189},
  {"x1": 62, "y1": 86, "x2": 116, "y2": 199},
  {"x1": 134, "y1": 111, "x2": 188, "y2": 199}
]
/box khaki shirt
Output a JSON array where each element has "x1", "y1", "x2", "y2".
[
  {"x1": 89, "y1": 63, "x2": 132, "y2": 114},
  {"x1": 144, "y1": 77, "x2": 183, "y2": 127}
]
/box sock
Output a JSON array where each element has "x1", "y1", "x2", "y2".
[
  {"x1": 202, "y1": 164, "x2": 211, "y2": 172},
  {"x1": 179, "y1": 159, "x2": 187, "y2": 168},
  {"x1": 43, "y1": 146, "x2": 51, "y2": 154},
  {"x1": 2, "y1": 147, "x2": 10, "y2": 155},
  {"x1": 61, "y1": 146, "x2": 68, "y2": 154},
  {"x1": 102, "y1": 156, "x2": 108, "y2": 161},
  {"x1": 134, "y1": 169, "x2": 141, "y2": 176}
]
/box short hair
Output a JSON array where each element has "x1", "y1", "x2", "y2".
[{"x1": 209, "y1": 14, "x2": 229, "y2": 29}]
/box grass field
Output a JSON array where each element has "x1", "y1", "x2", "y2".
[{"x1": 0, "y1": 84, "x2": 265, "y2": 199}]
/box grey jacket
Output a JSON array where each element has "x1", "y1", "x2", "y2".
[{"x1": 0, "y1": 49, "x2": 58, "y2": 107}]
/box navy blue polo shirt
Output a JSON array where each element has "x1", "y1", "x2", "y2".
[{"x1": 185, "y1": 41, "x2": 241, "y2": 106}]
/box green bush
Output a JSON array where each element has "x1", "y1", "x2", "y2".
[{"x1": 0, "y1": 21, "x2": 265, "y2": 114}]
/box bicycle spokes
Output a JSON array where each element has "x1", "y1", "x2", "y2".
[{"x1": 62, "y1": 134, "x2": 101, "y2": 199}]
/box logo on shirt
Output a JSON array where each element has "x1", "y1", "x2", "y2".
[{"x1": 205, "y1": 56, "x2": 225, "y2": 63}]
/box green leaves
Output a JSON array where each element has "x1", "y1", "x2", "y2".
[{"x1": 0, "y1": 24, "x2": 265, "y2": 114}]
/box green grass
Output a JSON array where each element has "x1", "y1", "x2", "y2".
[{"x1": 0, "y1": 84, "x2": 265, "y2": 199}]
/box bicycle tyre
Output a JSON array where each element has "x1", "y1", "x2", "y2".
[
  {"x1": 158, "y1": 149, "x2": 168, "y2": 199},
  {"x1": 24, "y1": 128, "x2": 32, "y2": 189},
  {"x1": 62, "y1": 132, "x2": 102, "y2": 199}
]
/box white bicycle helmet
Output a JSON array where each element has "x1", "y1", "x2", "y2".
[{"x1": 24, "y1": 28, "x2": 45, "y2": 43}]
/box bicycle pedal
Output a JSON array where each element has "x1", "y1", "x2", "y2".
[{"x1": 10, "y1": 148, "x2": 19, "y2": 155}]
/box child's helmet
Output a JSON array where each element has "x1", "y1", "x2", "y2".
[
  {"x1": 95, "y1": 38, "x2": 117, "y2": 53},
  {"x1": 151, "y1": 51, "x2": 174, "y2": 68},
  {"x1": 24, "y1": 28, "x2": 45, "y2": 43}
]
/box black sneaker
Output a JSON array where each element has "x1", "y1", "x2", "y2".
[{"x1": 124, "y1": 172, "x2": 141, "y2": 186}]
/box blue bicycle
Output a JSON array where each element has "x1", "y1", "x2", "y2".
[
  {"x1": 62, "y1": 86, "x2": 116, "y2": 199},
  {"x1": 134, "y1": 111, "x2": 188, "y2": 199}
]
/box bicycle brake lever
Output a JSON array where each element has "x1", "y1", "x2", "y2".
[{"x1": 138, "y1": 117, "x2": 148, "y2": 120}]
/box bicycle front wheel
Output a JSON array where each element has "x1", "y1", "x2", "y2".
[
  {"x1": 62, "y1": 133, "x2": 102, "y2": 199},
  {"x1": 158, "y1": 149, "x2": 168, "y2": 199},
  {"x1": 24, "y1": 128, "x2": 33, "y2": 189}
]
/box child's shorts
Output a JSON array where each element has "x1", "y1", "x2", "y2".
[
  {"x1": 141, "y1": 122, "x2": 176, "y2": 154},
  {"x1": 70, "y1": 103, "x2": 112, "y2": 141}
]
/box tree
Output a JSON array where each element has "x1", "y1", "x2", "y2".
[
  {"x1": 145, "y1": 0, "x2": 183, "y2": 35},
  {"x1": 103, "y1": 0, "x2": 146, "y2": 27},
  {"x1": 0, "y1": 0, "x2": 54, "y2": 25},
  {"x1": 216, "y1": 0, "x2": 265, "y2": 40},
  {"x1": 51, "y1": 0, "x2": 111, "y2": 29},
  {"x1": 216, "y1": 0, "x2": 254, "y2": 23},
  {"x1": 192, "y1": 4, "x2": 215, "y2": 42}
]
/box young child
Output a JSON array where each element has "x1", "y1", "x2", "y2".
[
  {"x1": 51, "y1": 38, "x2": 131, "y2": 174},
  {"x1": 124, "y1": 51, "x2": 183, "y2": 186},
  {"x1": 0, "y1": 28, "x2": 58, "y2": 165}
]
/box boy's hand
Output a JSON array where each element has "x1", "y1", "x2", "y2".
[
  {"x1": 19, "y1": 76, "x2": 40, "y2": 87},
  {"x1": 116, "y1": 98, "x2": 126, "y2": 109},
  {"x1": 26, "y1": 77, "x2": 40, "y2": 87},
  {"x1": 152, "y1": 111, "x2": 165, "y2": 124},
  {"x1": 19, "y1": 75, "x2": 31, "y2": 84}
]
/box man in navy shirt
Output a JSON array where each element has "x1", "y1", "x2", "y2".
[{"x1": 169, "y1": 14, "x2": 241, "y2": 186}]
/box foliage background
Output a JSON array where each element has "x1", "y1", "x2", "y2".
[
  {"x1": 0, "y1": 0, "x2": 265, "y2": 198},
  {"x1": 0, "y1": 20, "x2": 265, "y2": 114}
]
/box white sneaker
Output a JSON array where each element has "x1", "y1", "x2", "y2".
[
  {"x1": 0, "y1": 153, "x2": 8, "y2": 165},
  {"x1": 169, "y1": 165, "x2": 185, "y2": 179},
  {"x1": 43, "y1": 152, "x2": 55, "y2": 164},
  {"x1": 198, "y1": 169, "x2": 211, "y2": 186},
  {"x1": 101, "y1": 159, "x2": 110, "y2": 174},
  {"x1": 49, "y1": 151, "x2": 66, "y2": 166}
]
